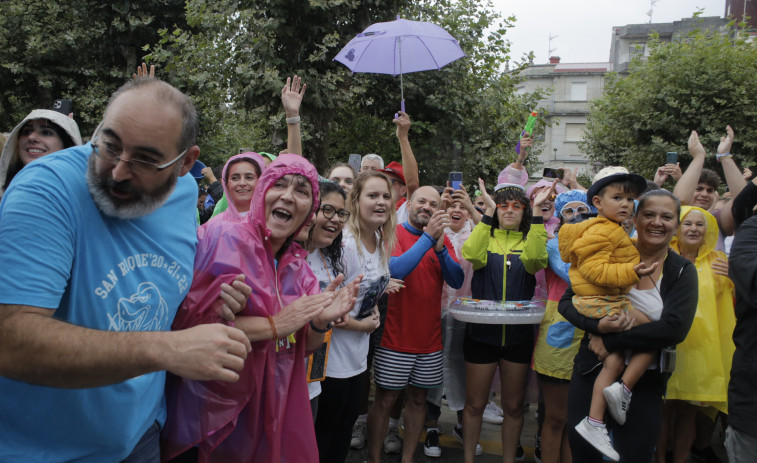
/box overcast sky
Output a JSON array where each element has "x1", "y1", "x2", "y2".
[{"x1": 493, "y1": 0, "x2": 727, "y2": 64}]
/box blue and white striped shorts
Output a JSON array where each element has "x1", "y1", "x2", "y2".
[{"x1": 373, "y1": 346, "x2": 443, "y2": 390}]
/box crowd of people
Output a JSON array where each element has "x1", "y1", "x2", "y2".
[{"x1": 0, "y1": 68, "x2": 755, "y2": 463}]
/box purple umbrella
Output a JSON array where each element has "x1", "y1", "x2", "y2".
[{"x1": 334, "y1": 15, "x2": 466, "y2": 112}]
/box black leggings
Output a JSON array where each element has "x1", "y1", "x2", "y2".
[
  {"x1": 314, "y1": 371, "x2": 368, "y2": 463},
  {"x1": 567, "y1": 365, "x2": 663, "y2": 463}
]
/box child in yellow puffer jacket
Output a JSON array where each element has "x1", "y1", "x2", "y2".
[{"x1": 559, "y1": 167, "x2": 656, "y2": 462}]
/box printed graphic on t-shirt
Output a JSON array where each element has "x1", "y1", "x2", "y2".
[
  {"x1": 108, "y1": 282, "x2": 169, "y2": 332},
  {"x1": 93, "y1": 252, "x2": 192, "y2": 332},
  {"x1": 356, "y1": 274, "x2": 389, "y2": 320}
]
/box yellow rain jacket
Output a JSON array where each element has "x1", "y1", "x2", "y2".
[
  {"x1": 559, "y1": 217, "x2": 640, "y2": 296},
  {"x1": 667, "y1": 206, "x2": 735, "y2": 413}
]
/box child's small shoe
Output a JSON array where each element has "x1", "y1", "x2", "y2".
[
  {"x1": 604, "y1": 381, "x2": 631, "y2": 425},
  {"x1": 575, "y1": 417, "x2": 620, "y2": 462}
]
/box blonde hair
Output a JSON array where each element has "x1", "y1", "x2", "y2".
[{"x1": 346, "y1": 171, "x2": 397, "y2": 269}]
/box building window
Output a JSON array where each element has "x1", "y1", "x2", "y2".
[
  {"x1": 565, "y1": 123, "x2": 586, "y2": 142},
  {"x1": 570, "y1": 82, "x2": 587, "y2": 101},
  {"x1": 630, "y1": 42, "x2": 646, "y2": 60}
]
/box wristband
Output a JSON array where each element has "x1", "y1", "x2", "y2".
[
  {"x1": 309, "y1": 320, "x2": 332, "y2": 333},
  {"x1": 286, "y1": 116, "x2": 301, "y2": 125},
  {"x1": 716, "y1": 152, "x2": 732, "y2": 161},
  {"x1": 267, "y1": 315, "x2": 278, "y2": 340}
]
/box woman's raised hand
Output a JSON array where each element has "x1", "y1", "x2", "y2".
[
  {"x1": 477, "y1": 178, "x2": 496, "y2": 213},
  {"x1": 281, "y1": 75, "x2": 306, "y2": 117},
  {"x1": 313, "y1": 274, "x2": 364, "y2": 328},
  {"x1": 274, "y1": 292, "x2": 335, "y2": 338},
  {"x1": 132, "y1": 62, "x2": 155, "y2": 80},
  {"x1": 533, "y1": 179, "x2": 558, "y2": 208},
  {"x1": 384, "y1": 278, "x2": 404, "y2": 295}
]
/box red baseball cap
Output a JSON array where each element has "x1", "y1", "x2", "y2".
[{"x1": 380, "y1": 161, "x2": 405, "y2": 184}]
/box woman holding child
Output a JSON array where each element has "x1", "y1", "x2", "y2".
[{"x1": 559, "y1": 187, "x2": 698, "y2": 463}]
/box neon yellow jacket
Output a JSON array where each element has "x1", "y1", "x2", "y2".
[{"x1": 667, "y1": 206, "x2": 735, "y2": 412}]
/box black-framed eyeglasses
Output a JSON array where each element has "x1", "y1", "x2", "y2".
[
  {"x1": 319, "y1": 204, "x2": 350, "y2": 223},
  {"x1": 92, "y1": 136, "x2": 188, "y2": 176}
]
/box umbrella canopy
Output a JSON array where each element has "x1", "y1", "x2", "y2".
[{"x1": 334, "y1": 16, "x2": 466, "y2": 110}]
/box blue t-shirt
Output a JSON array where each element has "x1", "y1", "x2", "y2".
[{"x1": 0, "y1": 144, "x2": 197, "y2": 462}]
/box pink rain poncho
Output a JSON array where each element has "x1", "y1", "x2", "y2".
[
  {"x1": 208, "y1": 152, "x2": 267, "y2": 223},
  {"x1": 162, "y1": 154, "x2": 321, "y2": 463}
]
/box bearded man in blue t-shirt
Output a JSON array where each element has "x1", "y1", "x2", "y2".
[{"x1": 0, "y1": 78, "x2": 251, "y2": 462}]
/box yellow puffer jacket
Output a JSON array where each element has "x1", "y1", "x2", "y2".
[
  {"x1": 667, "y1": 206, "x2": 735, "y2": 412},
  {"x1": 558, "y1": 216, "x2": 640, "y2": 296}
]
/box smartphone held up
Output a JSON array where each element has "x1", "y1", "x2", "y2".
[{"x1": 449, "y1": 172, "x2": 463, "y2": 191}]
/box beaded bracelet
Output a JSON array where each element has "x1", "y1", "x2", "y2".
[{"x1": 267, "y1": 315, "x2": 278, "y2": 340}]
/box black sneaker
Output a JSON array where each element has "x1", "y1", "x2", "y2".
[
  {"x1": 515, "y1": 442, "x2": 525, "y2": 462},
  {"x1": 424, "y1": 429, "x2": 441, "y2": 458},
  {"x1": 452, "y1": 425, "x2": 483, "y2": 456}
]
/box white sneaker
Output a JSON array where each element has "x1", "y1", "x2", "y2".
[
  {"x1": 489, "y1": 400, "x2": 504, "y2": 417},
  {"x1": 483, "y1": 402, "x2": 504, "y2": 424},
  {"x1": 350, "y1": 422, "x2": 366, "y2": 449},
  {"x1": 603, "y1": 382, "x2": 631, "y2": 425},
  {"x1": 383, "y1": 426, "x2": 402, "y2": 454},
  {"x1": 575, "y1": 417, "x2": 619, "y2": 462}
]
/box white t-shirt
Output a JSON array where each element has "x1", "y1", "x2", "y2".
[
  {"x1": 309, "y1": 230, "x2": 389, "y2": 378},
  {"x1": 396, "y1": 201, "x2": 409, "y2": 225}
]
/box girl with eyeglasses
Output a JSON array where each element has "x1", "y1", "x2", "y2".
[
  {"x1": 297, "y1": 180, "x2": 357, "y2": 424},
  {"x1": 312, "y1": 174, "x2": 397, "y2": 462},
  {"x1": 459, "y1": 180, "x2": 553, "y2": 463}
]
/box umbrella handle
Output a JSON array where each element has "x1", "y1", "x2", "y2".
[{"x1": 401, "y1": 100, "x2": 405, "y2": 113}]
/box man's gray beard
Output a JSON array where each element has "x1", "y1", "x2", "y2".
[
  {"x1": 86, "y1": 155, "x2": 178, "y2": 219},
  {"x1": 409, "y1": 209, "x2": 430, "y2": 229}
]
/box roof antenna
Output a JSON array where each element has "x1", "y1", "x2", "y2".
[{"x1": 647, "y1": 0, "x2": 658, "y2": 23}]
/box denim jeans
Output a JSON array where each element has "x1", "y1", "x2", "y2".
[{"x1": 121, "y1": 421, "x2": 160, "y2": 463}]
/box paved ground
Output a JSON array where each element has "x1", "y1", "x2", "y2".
[
  {"x1": 345, "y1": 399, "x2": 540, "y2": 463},
  {"x1": 344, "y1": 396, "x2": 729, "y2": 463}
]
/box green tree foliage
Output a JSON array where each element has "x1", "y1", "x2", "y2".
[
  {"x1": 0, "y1": 0, "x2": 187, "y2": 136},
  {"x1": 580, "y1": 25, "x2": 757, "y2": 181},
  {"x1": 146, "y1": 0, "x2": 544, "y2": 185}
]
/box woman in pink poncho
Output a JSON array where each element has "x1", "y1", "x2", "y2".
[{"x1": 162, "y1": 154, "x2": 359, "y2": 462}]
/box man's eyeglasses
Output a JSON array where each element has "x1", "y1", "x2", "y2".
[
  {"x1": 92, "y1": 137, "x2": 188, "y2": 176},
  {"x1": 497, "y1": 202, "x2": 523, "y2": 212},
  {"x1": 560, "y1": 206, "x2": 590, "y2": 219},
  {"x1": 319, "y1": 204, "x2": 351, "y2": 223}
]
